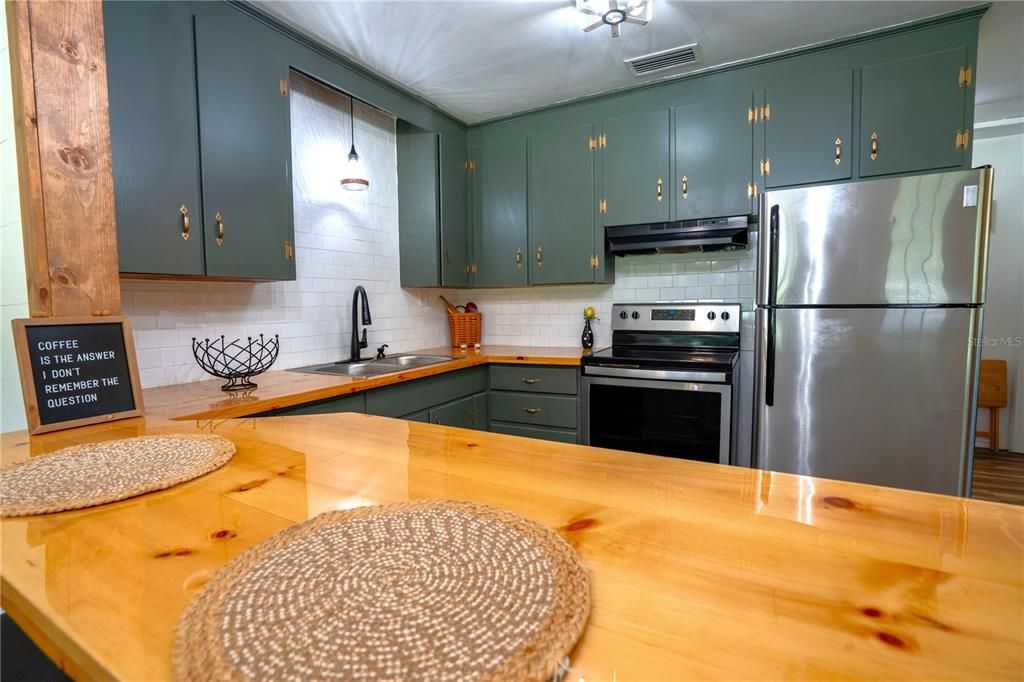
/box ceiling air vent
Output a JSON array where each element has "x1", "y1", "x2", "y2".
[{"x1": 625, "y1": 43, "x2": 702, "y2": 77}]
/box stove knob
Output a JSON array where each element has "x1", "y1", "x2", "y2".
[
  {"x1": 707, "y1": 311, "x2": 716, "y2": 321},
  {"x1": 721, "y1": 311, "x2": 731, "y2": 321},
  {"x1": 631, "y1": 311, "x2": 640, "y2": 320},
  {"x1": 619, "y1": 310, "x2": 628, "y2": 319}
]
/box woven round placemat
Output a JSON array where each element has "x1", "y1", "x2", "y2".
[
  {"x1": 174, "y1": 499, "x2": 591, "y2": 682},
  {"x1": 0, "y1": 435, "x2": 235, "y2": 517}
]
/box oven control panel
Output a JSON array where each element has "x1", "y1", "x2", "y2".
[{"x1": 611, "y1": 302, "x2": 741, "y2": 333}]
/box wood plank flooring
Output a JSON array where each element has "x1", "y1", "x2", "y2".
[{"x1": 972, "y1": 448, "x2": 1024, "y2": 506}]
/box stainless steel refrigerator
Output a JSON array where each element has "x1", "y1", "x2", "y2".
[{"x1": 752, "y1": 167, "x2": 993, "y2": 496}]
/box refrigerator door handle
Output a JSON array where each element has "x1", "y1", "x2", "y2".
[
  {"x1": 768, "y1": 204, "x2": 780, "y2": 306},
  {"x1": 765, "y1": 308, "x2": 776, "y2": 407}
]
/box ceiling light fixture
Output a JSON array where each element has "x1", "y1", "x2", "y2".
[
  {"x1": 577, "y1": 0, "x2": 652, "y2": 38},
  {"x1": 341, "y1": 95, "x2": 369, "y2": 191}
]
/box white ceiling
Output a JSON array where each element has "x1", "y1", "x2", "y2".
[{"x1": 258, "y1": 0, "x2": 1014, "y2": 124}]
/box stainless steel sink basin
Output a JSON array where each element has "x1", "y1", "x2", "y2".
[{"x1": 289, "y1": 354, "x2": 455, "y2": 377}]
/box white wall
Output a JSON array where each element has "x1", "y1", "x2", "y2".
[
  {"x1": 972, "y1": 129, "x2": 1024, "y2": 452},
  {"x1": 1, "y1": 8, "x2": 29, "y2": 434},
  {"x1": 121, "y1": 73, "x2": 449, "y2": 387}
]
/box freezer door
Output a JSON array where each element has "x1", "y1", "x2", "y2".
[
  {"x1": 757, "y1": 168, "x2": 992, "y2": 306},
  {"x1": 752, "y1": 307, "x2": 981, "y2": 495}
]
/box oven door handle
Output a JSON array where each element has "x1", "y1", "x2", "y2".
[{"x1": 584, "y1": 365, "x2": 728, "y2": 383}]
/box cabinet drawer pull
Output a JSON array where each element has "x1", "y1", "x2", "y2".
[
  {"x1": 834, "y1": 137, "x2": 842, "y2": 166},
  {"x1": 515, "y1": 248, "x2": 522, "y2": 268},
  {"x1": 522, "y1": 378, "x2": 540, "y2": 385},
  {"x1": 869, "y1": 131, "x2": 879, "y2": 161},
  {"x1": 215, "y1": 211, "x2": 225, "y2": 246},
  {"x1": 681, "y1": 176, "x2": 688, "y2": 199},
  {"x1": 179, "y1": 204, "x2": 191, "y2": 241},
  {"x1": 656, "y1": 178, "x2": 663, "y2": 202},
  {"x1": 536, "y1": 246, "x2": 543, "y2": 268},
  {"x1": 523, "y1": 406, "x2": 542, "y2": 415}
]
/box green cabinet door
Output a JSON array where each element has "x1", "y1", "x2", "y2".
[
  {"x1": 673, "y1": 93, "x2": 755, "y2": 220},
  {"x1": 529, "y1": 123, "x2": 596, "y2": 284},
  {"x1": 397, "y1": 121, "x2": 441, "y2": 287},
  {"x1": 471, "y1": 139, "x2": 528, "y2": 287},
  {"x1": 472, "y1": 392, "x2": 489, "y2": 431},
  {"x1": 194, "y1": 4, "x2": 295, "y2": 280},
  {"x1": 104, "y1": 1, "x2": 204, "y2": 276},
  {"x1": 440, "y1": 132, "x2": 470, "y2": 287},
  {"x1": 762, "y1": 70, "x2": 854, "y2": 188},
  {"x1": 860, "y1": 48, "x2": 968, "y2": 177},
  {"x1": 428, "y1": 394, "x2": 476, "y2": 429},
  {"x1": 601, "y1": 109, "x2": 671, "y2": 226}
]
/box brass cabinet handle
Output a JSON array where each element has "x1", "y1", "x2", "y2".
[
  {"x1": 469, "y1": 409, "x2": 476, "y2": 425},
  {"x1": 681, "y1": 176, "x2": 688, "y2": 199},
  {"x1": 870, "y1": 132, "x2": 879, "y2": 161},
  {"x1": 536, "y1": 245, "x2": 543, "y2": 268},
  {"x1": 179, "y1": 204, "x2": 190, "y2": 241},
  {"x1": 656, "y1": 178, "x2": 663, "y2": 202},
  {"x1": 523, "y1": 406, "x2": 542, "y2": 415},
  {"x1": 834, "y1": 137, "x2": 842, "y2": 166},
  {"x1": 214, "y1": 211, "x2": 225, "y2": 246},
  {"x1": 515, "y1": 248, "x2": 522, "y2": 268},
  {"x1": 522, "y1": 378, "x2": 540, "y2": 385}
]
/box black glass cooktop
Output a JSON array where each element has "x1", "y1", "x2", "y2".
[{"x1": 583, "y1": 346, "x2": 739, "y2": 372}]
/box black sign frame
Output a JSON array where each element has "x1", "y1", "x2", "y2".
[{"x1": 11, "y1": 316, "x2": 145, "y2": 434}]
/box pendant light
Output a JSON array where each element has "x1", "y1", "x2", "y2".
[{"x1": 341, "y1": 95, "x2": 369, "y2": 191}]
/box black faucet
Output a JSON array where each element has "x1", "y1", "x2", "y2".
[{"x1": 350, "y1": 285, "x2": 372, "y2": 362}]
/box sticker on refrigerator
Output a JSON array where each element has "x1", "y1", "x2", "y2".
[{"x1": 963, "y1": 185, "x2": 978, "y2": 207}]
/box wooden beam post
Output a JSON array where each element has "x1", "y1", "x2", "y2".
[{"x1": 6, "y1": 0, "x2": 120, "y2": 318}]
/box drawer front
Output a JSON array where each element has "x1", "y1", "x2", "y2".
[
  {"x1": 366, "y1": 366, "x2": 487, "y2": 417},
  {"x1": 491, "y1": 421, "x2": 578, "y2": 444},
  {"x1": 275, "y1": 393, "x2": 366, "y2": 416},
  {"x1": 403, "y1": 409, "x2": 430, "y2": 423},
  {"x1": 490, "y1": 392, "x2": 578, "y2": 429},
  {"x1": 489, "y1": 365, "x2": 578, "y2": 395}
]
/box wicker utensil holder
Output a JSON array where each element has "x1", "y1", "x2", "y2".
[{"x1": 447, "y1": 311, "x2": 482, "y2": 347}]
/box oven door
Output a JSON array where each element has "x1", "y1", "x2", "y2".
[{"x1": 582, "y1": 374, "x2": 732, "y2": 465}]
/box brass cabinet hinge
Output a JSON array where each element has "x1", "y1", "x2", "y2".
[
  {"x1": 959, "y1": 65, "x2": 973, "y2": 87},
  {"x1": 590, "y1": 255, "x2": 599, "y2": 269},
  {"x1": 599, "y1": 198, "x2": 607, "y2": 214},
  {"x1": 284, "y1": 240, "x2": 295, "y2": 260},
  {"x1": 279, "y1": 77, "x2": 288, "y2": 97},
  {"x1": 599, "y1": 133, "x2": 607, "y2": 149},
  {"x1": 759, "y1": 159, "x2": 771, "y2": 176},
  {"x1": 955, "y1": 129, "x2": 970, "y2": 151}
]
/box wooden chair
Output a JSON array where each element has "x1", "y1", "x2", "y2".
[{"x1": 977, "y1": 359, "x2": 1008, "y2": 451}]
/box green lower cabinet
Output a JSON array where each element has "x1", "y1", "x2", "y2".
[
  {"x1": 860, "y1": 48, "x2": 968, "y2": 177},
  {"x1": 403, "y1": 409, "x2": 430, "y2": 423},
  {"x1": 428, "y1": 391, "x2": 488, "y2": 430},
  {"x1": 274, "y1": 393, "x2": 366, "y2": 416},
  {"x1": 490, "y1": 422, "x2": 578, "y2": 445},
  {"x1": 528, "y1": 123, "x2": 597, "y2": 284},
  {"x1": 472, "y1": 139, "x2": 528, "y2": 286},
  {"x1": 674, "y1": 93, "x2": 755, "y2": 220},
  {"x1": 489, "y1": 392, "x2": 578, "y2": 429},
  {"x1": 193, "y1": 3, "x2": 295, "y2": 280},
  {"x1": 366, "y1": 366, "x2": 487, "y2": 418},
  {"x1": 761, "y1": 70, "x2": 854, "y2": 188},
  {"x1": 601, "y1": 108, "x2": 672, "y2": 226}
]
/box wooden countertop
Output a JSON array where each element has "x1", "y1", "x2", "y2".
[
  {"x1": 1, "y1": 412, "x2": 1021, "y2": 680},
  {"x1": 143, "y1": 345, "x2": 587, "y2": 421}
]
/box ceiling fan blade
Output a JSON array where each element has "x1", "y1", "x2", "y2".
[
  {"x1": 624, "y1": 16, "x2": 649, "y2": 26},
  {"x1": 577, "y1": 7, "x2": 602, "y2": 18},
  {"x1": 583, "y1": 19, "x2": 605, "y2": 32}
]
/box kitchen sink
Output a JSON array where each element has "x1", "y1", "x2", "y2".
[{"x1": 289, "y1": 355, "x2": 455, "y2": 378}]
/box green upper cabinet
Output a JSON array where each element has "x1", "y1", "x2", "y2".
[
  {"x1": 760, "y1": 70, "x2": 854, "y2": 189},
  {"x1": 104, "y1": 1, "x2": 204, "y2": 276},
  {"x1": 601, "y1": 109, "x2": 671, "y2": 226},
  {"x1": 528, "y1": 123, "x2": 597, "y2": 285},
  {"x1": 193, "y1": 4, "x2": 295, "y2": 280},
  {"x1": 440, "y1": 133, "x2": 470, "y2": 287},
  {"x1": 860, "y1": 48, "x2": 969, "y2": 178},
  {"x1": 673, "y1": 93, "x2": 755, "y2": 220},
  {"x1": 397, "y1": 121, "x2": 441, "y2": 287},
  {"x1": 471, "y1": 138, "x2": 528, "y2": 287}
]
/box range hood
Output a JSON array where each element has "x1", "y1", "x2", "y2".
[{"x1": 606, "y1": 215, "x2": 752, "y2": 255}]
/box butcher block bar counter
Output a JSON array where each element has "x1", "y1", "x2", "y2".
[{"x1": 1, "y1": 410, "x2": 1022, "y2": 681}]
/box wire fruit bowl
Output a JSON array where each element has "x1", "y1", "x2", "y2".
[{"x1": 192, "y1": 334, "x2": 280, "y2": 392}]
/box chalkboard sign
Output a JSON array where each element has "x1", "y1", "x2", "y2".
[{"x1": 12, "y1": 317, "x2": 144, "y2": 434}]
